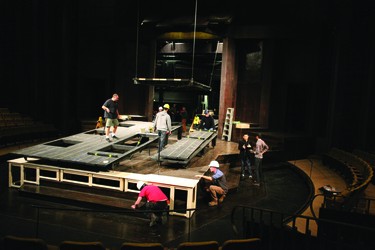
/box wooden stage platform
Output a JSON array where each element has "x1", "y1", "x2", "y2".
[
  {"x1": 10, "y1": 121, "x2": 174, "y2": 171},
  {"x1": 7, "y1": 121, "x2": 233, "y2": 218}
]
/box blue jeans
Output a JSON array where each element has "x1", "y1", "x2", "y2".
[
  {"x1": 158, "y1": 130, "x2": 168, "y2": 152},
  {"x1": 241, "y1": 157, "x2": 251, "y2": 175}
]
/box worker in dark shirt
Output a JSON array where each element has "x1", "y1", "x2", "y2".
[{"x1": 199, "y1": 110, "x2": 216, "y2": 147}]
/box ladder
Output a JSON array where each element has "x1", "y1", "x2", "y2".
[{"x1": 221, "y1": 108, "x2": 234, "y2": 141}]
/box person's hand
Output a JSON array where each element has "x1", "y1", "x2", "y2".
[
  {"x1": 131, "y1": 204, "x2": 136, "y2": 209},
  {"x1": 195, "y1": 174, "x2": 203, "y2": 178}
]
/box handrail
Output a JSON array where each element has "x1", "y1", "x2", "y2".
[{"x1": 230, "y1": 204, "x2": 375, "y2": 249}]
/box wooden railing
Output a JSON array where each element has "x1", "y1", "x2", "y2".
[
  {"x1": 353, "y1": 149, "x2": 375, "y2": 184},
  {"x1": 321, "y1": 148, "x2": 374, "y2": 211}
]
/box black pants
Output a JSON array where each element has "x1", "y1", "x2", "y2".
[{"x1": 141, "y1": 200, "x2": 168, "y2": 218}]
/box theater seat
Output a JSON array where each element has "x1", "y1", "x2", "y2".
[
  {"x1": 3, "y1": 235, "x2": 49, "y2": 250},
  {"x1": 120, "y1": 242, "x2": 165, "y2": 250},
  {"x1": 59, "y1": 241, "x2": 106, "y2": 250},
  {"x1": 221, "y1": 238, "x2": 261, "y2": 250},
  {"x1": 176, "y1": 241, "x2": 219, "y2": 250}
]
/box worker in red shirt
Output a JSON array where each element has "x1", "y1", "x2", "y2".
[{"x1": 131, "y1": 181, "x2": 169, "y2": 227}]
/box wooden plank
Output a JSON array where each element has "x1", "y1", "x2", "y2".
[
  {"x1": 154, "y1": 133, "x2": 217, "y2": 165},
  {"x1": 10, "y1": 122, "x2": 174, "y2": 170},
  {"x1": 160, "y1": 138, "x2": 204, "y2": 160}
]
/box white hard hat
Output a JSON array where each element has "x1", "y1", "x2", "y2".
[
  {"x1": 137, "y1": 181, "x2": 145, "y2": 190},
  {"x1": 209, "y1": 160, "x2": 220, "y2": 168}
]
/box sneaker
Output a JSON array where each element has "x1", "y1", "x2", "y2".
[
  {"x1": 219, "y1": 195, "x2": 226, "y2": 203},
  {"x1": 105, "y1": 137, "x2": 111, "y2": 142},
  {"x1": 249, "y1": 175, "x2": 253, "y2": 179},
  {"x1": 208, "y1": 200, "x2": 218, "y2": 206},
  {"x1": 112, "y1": 135, "x2": 119, "y2": 139},
  {"x1": 149, "y1": 213, "x2": 157, "y2": 227},
  {"x1": 253, "y1": 182, "x2": 260, "y2": 186},
  {"x1": 241, "y1": 174, "x2": 245, "y2": 180}
]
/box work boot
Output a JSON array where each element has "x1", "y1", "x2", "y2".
[
  {"x1": 208, "y1": 199, "x2": 218, "y2": 206},
  {"x1": 219, "y1": 194, "x2": 226, "y2": 203}
]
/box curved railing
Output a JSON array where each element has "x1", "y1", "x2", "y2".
[{"x1": 321, "y1": 148, "x2": 373, "y2": 211}]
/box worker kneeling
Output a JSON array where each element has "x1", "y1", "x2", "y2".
[
  {"x1": 195, "y1": 160, "x2": 228, "y2": 206},
  {"x1": 131, "y1": 181, "x2": 169, "y2": 227}
]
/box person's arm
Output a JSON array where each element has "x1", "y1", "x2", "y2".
[
  {"x1": 262, "y1": 142, "x2": 269, "y2": 154},
  {"x1": 238, "y1": 141, "x2": 243, "y2": 151},
  {"x1": 153, "y1": 113, "x2": 159, "y2": 131},
  {"x1": 167, "y1": 116, "x2": 172, "y2": 133},
  {"x1": 102, "y1": 105, "x2": 109, "y2": 113},
  {"x1": 131, "y1": 196, "x2": 143, "y2": 209},
  {"x1": 198, "y1": 117, "x2": 204, "y2": 129},
  {"x1": 102, "y1": 99, "x2": 110, "y2": 113},
  {"x1": 195, "y1": 174, "x2": 213, "y2": 182},
  {"x1": 210, "y1": 116, "x2": 215, "y2": 130}
]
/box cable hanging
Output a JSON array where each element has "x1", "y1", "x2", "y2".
[
  {"x1": 132, "y1": 0, "x2": 211, "y2": 92},
  {"x1": 190, "y1": 0, "x2": 198, "y2": 84},
  {"x1": 209, "y1": 41, "x2": 220, "y2": 88},
  {"x1": 134, "y1": 0, "x2": 140, "y2": 78}
]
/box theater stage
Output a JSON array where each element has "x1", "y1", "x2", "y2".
[
  {"x1": 7, "y1": 121, "x2": 226, "y2": 218},
  {"x1": 1, "y1": 124, "x2": 315, "y2": 249}
]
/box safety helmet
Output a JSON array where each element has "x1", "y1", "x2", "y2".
[
  {"x1": 163, "y1": 103, "x2": 170, "y2": 109},
  {"x1": 136, "y1": 181, "x2": 145, "y2": 190},
  {"x1": 209, "y1": 160, "x2": 220, "y2": 168}
]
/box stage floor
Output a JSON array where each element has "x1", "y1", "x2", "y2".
[{"x1": 0, "y1": 136, "x2": 320, "y2": 249}]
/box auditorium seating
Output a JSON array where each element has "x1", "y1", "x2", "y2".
[
  {"x1": 120, "y1": 242, "x2": 165, "y2": 250},
  {"x1": 176, "y1": 241, "x2": 219, "y2": 250},
  {"x1": 321, "y1": 148, "x2": 374, "y2": 211},
  {"x1": 3, "y1": 235, "x2": 58, "y2": 250},
  {"x1": 1, "y1": 236, "x2": 264, "y2": 250},
  {"x1": 0, "y1": 107, "x2": 57, "y2": 147},
  {"x1": 353, "y1": 149, "x2": 375, "y2": 184},
  {"x1": 59, "y1": 241, "x2": 106, "y2": 250},
  {"x1": 220, "y1": 238, "x2": 261, "y2": 250}
]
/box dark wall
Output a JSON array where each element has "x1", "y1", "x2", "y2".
[
  {"x1": 233, "y1": 1, "x2": 375, "y2": 152},
  {"x1": 1, "y1": 0, "x2": 374, "y2": 151}
]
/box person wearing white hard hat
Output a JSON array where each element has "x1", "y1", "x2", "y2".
[
  {"x1": 195, "y1": 160, "x2": 228, "y2": 206},
  {"x1": 131, "y1": 181, "x2": 169, "y2": 227},
  {"x1": 153, "y1": 104, "x2": 172, "y2": 152}
]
